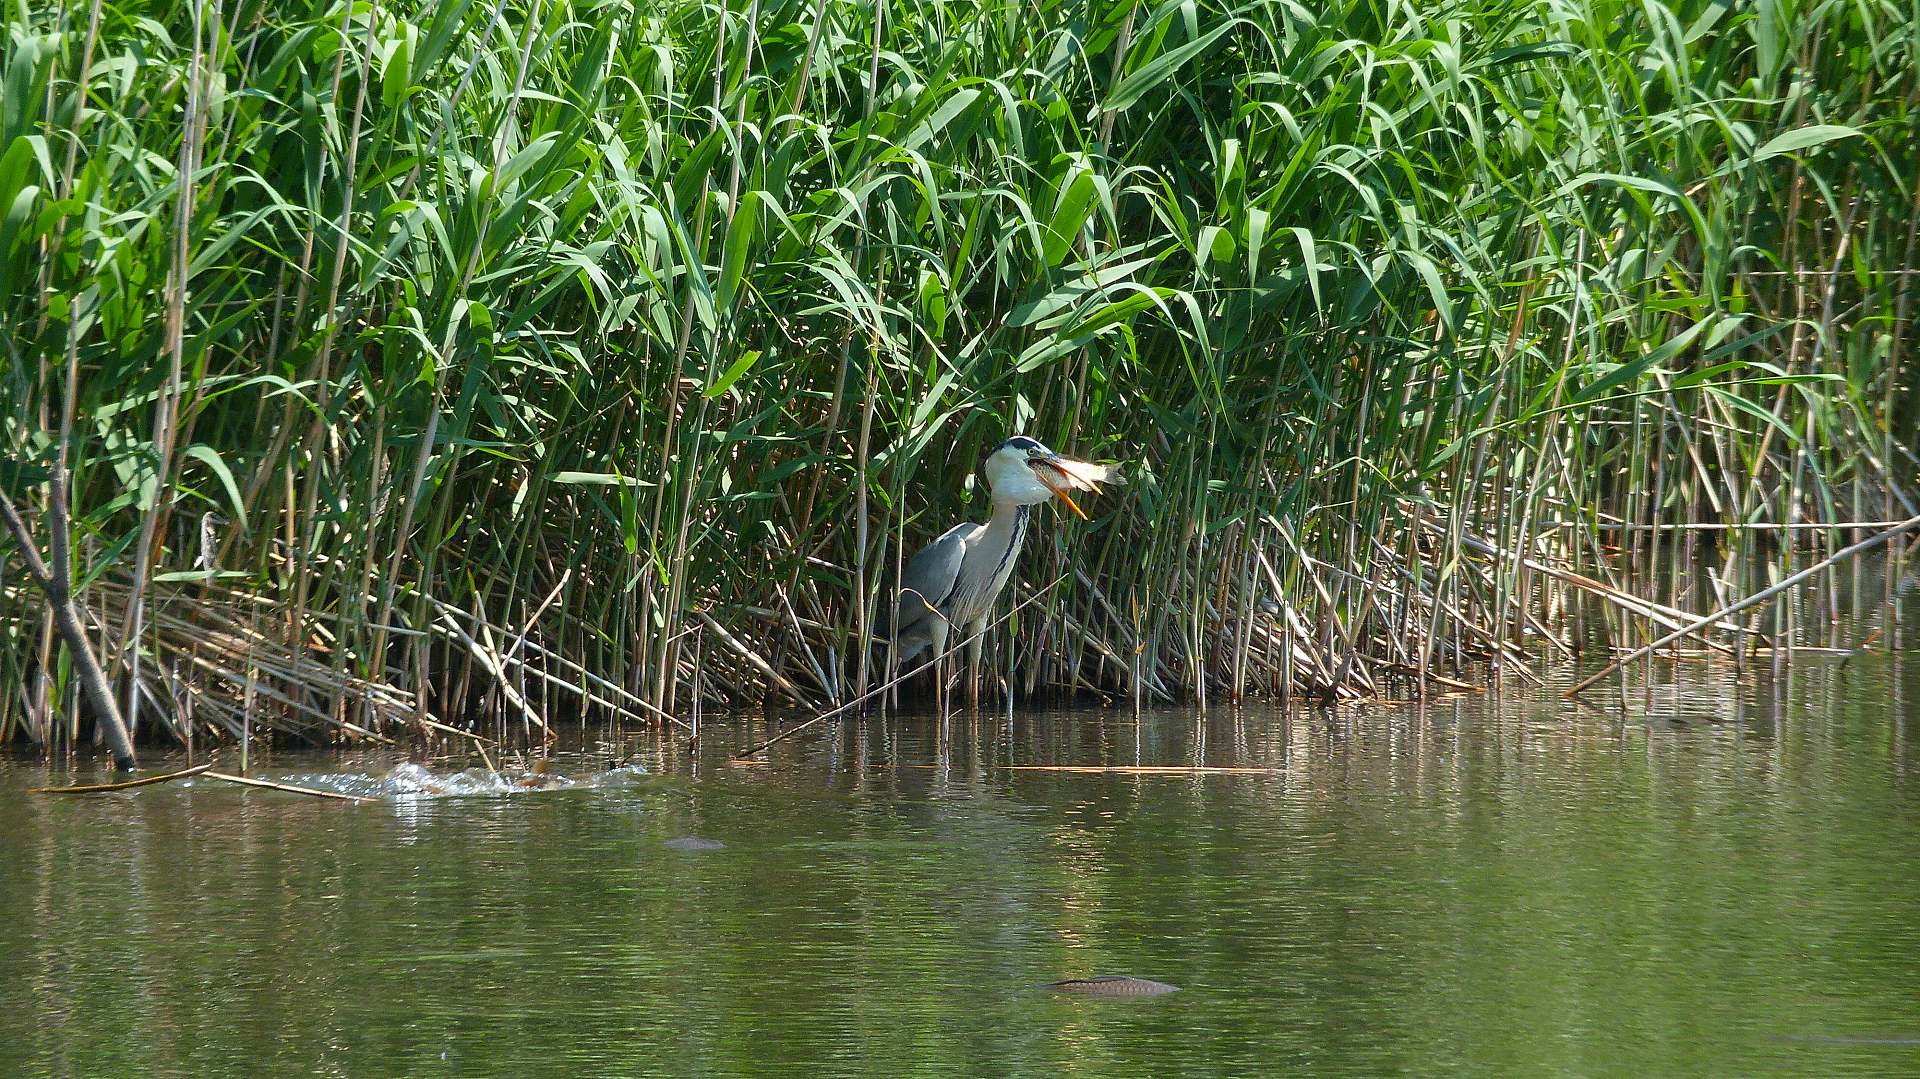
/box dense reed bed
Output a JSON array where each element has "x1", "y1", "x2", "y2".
[{"x1": 2, "y1": 0, "x2": 1915, "y2": 750}]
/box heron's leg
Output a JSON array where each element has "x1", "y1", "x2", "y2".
[
  {"x1": 929, "y1": 619, "x2": 950, "y2": 723},
  {"x1": 965, "y1": 617, "x2": 987, "y2": 709}
]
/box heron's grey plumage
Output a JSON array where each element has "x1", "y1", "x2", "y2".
[
  {"x1": 892, "y1": 522, "x2": 973, "y2": 657},
  {"x1": 891, "y1": 502, "x2": 1032, "y2": 661}
]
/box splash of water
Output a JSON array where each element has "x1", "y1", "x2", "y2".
[{"x1": 266, "y1": 760, "x2": 648, "y2": 800}]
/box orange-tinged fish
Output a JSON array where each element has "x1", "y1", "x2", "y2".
[{"x1": 1030, "y1": 456, "x2": 1124, "y2": 519}]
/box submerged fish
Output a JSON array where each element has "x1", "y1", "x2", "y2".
[
  {"x1": 663, "y1": 836, "x2": 725, "y2": 851},
  {"x1": 1043, "y1": 975, "x2": 1178, "y2": 996}
]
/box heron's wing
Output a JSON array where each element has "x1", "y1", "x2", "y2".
[{"x1": 893, "y1": 522, "x2": 977, "y2": 638}]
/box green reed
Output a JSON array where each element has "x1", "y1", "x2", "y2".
[{"x1": 1, "y1": 0, "x2": 1914, "y2": 745}]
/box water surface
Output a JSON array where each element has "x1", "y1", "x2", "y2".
[{"x1": 3, "y1": 648, "x2": 1918, "y2": 1076}]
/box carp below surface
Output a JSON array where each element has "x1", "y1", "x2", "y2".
[{"x1": 1043, "y1": 976, "x2": 1178, "y2": 996}]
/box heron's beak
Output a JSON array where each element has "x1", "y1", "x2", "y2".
[{"x1": 1039, "y1": 469, "x2": 1090, "y2": 520}]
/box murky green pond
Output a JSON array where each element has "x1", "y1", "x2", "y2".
[{"x1": 4, "y1": 647, "x2": 1919, "y2": 1076}]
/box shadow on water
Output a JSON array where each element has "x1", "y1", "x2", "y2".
[{"x1": 2, "y1": 624, "x2": 1918, "y2": 1076}]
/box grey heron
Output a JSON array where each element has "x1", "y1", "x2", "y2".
[{"x1": 888, "y1": 435, "x2": 1118, "y2": 699}]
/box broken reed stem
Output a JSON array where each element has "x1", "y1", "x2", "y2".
[
  {"x1": 1427, "y1": 515, "x2": 1744, "y2": 649},
  {"x1": 0, "y1": 488, "x2": 138, "y2": 770},
  {"x1": 502, "y1": 568, "x2": 570, "y2": 667},
  {"x1": 419, "y1": 592, "x2": 689, "y2": 731},
  {"x1": 1566, "y1": 513, "x2": 1920, "y2": 697}
]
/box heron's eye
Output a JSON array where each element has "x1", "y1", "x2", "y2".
[{"x1": 1026, "y1": 448, "x2": 1042, "y2": 459}]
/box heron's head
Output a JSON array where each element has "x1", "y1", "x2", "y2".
[{"x1": 983, "y1": 435, "x2": 1121, "y2": 519}]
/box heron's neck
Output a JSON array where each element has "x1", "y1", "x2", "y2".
[{"x1": 986, "y1": 498, "x2": 1032, "y2": 552}]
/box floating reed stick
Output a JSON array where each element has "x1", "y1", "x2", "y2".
[
  {"x1": 1006, "y1": 765, "x2": 1280, "y2": 776},
  {"x1": 31, "y1": 763, "x2": 213, "y2": 794},
  {"x1": 200, "y1": 771, "x2": 373, "y2": 803},
  {"x1": 898, "y1": 764, "x2": 1282, "y2": 776}
]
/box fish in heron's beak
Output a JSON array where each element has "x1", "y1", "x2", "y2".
[{"x1": 1029, "y1": 454, "x2": 1123, "y2": 521}]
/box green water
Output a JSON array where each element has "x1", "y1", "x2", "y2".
[{"x1": 4, "y1": 653, "x2": 1918, "y2": 1077}]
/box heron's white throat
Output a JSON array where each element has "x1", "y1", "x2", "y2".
[{"x1": 983, "y1": 446, "x2": 1059, "y2": 505}]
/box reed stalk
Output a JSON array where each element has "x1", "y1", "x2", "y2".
[{"x1": 0, "y1": 0, "x2": 1914, "y2": 752}]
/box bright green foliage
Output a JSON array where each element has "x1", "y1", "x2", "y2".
[{"x1": 1, "y1": 0, "x2": 1915, "y2": 741}]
